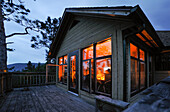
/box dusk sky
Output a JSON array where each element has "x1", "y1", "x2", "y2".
[{"x1": 5, "y1": 0, "x2": 170, "y2": 65}]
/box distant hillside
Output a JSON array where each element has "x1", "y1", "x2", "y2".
[{"x1": 7, "y1": 63, "x2": 45, "y2": 72}]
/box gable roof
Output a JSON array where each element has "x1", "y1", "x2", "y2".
[
  {"x1": 49, "y1": 5, "x2": 164, "y2": 59},
  {"x1": 156, "y1": 31, "x2": 170, "y2": 47}
]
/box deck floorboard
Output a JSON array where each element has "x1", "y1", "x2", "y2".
[{"x1": 0, "y1": 85, "x2": 95, "y2": 112}]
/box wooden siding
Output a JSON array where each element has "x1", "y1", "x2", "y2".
[{"x1": 56, "y1": 16, "x2": 118, "y2": 57}]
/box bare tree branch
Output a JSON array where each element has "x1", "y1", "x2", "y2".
[{"x1": 6, "y1": 27, "x2": 31, "y2": 38}]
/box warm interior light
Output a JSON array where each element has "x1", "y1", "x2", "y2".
[
  {"x1": 83, "y1": 61, "x2": 90, "y2": 76},
  {"x1": 142, "y1": 30, "x2": 159, "y2": 47},
  {"x1": 49, "y1": 52, "x2": 51, "y2": 56},
  {"x1": 96, "y1": 58, "x2": 111, "y2": 81},
  {"x1": 59, "y1": 57, "x2": 63, "y2": 64},
  {"x1": 139, "y1": 49, "x2": 145, "y2": 61},
  {"x1": 97, "y1": 70, "x2": 105, "y2": 81},
  {"x1": 83, "y1": 45, "x2": 93, "y2": 60},
  {"x1": 64, "y1": 55, "x2": 67, "y2": 64},
  {"x1": 70, "y1": 55, "x2": 76, "y2": 86},
  {"x1": 136, "y1": 33, "x2": 146, "y2": 42},
  {"x1": 59, "y1": 65, "x2": 63, "y2": 81},
  {"x1": 96, "y1": 38, "x2": 111, "y2": 58},
  {"x1": 130, "y1": 43, "x2": 138, "y2": 58}
]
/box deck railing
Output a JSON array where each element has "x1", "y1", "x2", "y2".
[
  {"x1": 0, "y1": 73, "x2": 12, "y2": 96},
  {"x1": 11, "y1": 72, "x2": 56, "y2": 88},
  {"x1": 0, "y1": 72, "x2": 56, "y2": 96}
]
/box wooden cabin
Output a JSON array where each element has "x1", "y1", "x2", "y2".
[{"x1": 49, "y1": 5, "x2": 170, "y2": 107}]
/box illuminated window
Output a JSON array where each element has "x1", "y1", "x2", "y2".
[
  {"x1": 58, "y1": 55, "x2": 67, "y2": 84},
  {"x1": 96, "y1": 38, "x2": 111, "y2": 58},
  {"x1": 130, "y1": 43, "x2": 146, "y2": 96},
  {"x1": 70, "y1": 55, "x2": 76, "y2": 88},
  {"x1": 96, "y1": 58, "x2": 111, "y2": 94},
  {"x1": 83, "y1": 45, "x2": 93, "y2": 60},
  {"x1": 82, "y1": 46, "x2": 94, "y2": 92},
  {"x1": 59, "y1": 57, "x2": 63, "y2": 64},
  {"x1": 81, "y1": 37, "x2": 112, "y2": 96},
  {"x1": 130, "y1": 43, "x2": 138, "y2": 58}
]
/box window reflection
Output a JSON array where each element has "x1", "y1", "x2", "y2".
[
  {"x1": 58, "y1": 55, "x2": 67, "y2": 84},
  {"x1": 130, "y1": 43, "x2": 146, "y2": 95},
  {"x1": 140, "y1": 49, "x2": 145, "y2": 61},
  {"x1": 96, "y1": 58, "x2": 111, "y2": 94},
  {"x1": 130, "y1": 43, "x2": 138, "y2": 58},
  {"x1": 83, "y1": 46, "x2": 93, "y2": 60},
  {"x1": 82, "y1": 37, "x2": 112, "y2": 95},
  {"x1": 70, "y1": 55, "x2": 76, "y2": 89},
  {"x1": 64, "y1": 55, "x2": 68, "y2": 64},
  {"x1": 96, "y1": 38, "x2": 111, "y2": 58},
  {"x1": 82, "y1": 60, "x2": 90, "y2": 91},
  {"x1": 131, "y1": 59, "x2": 139, "y2": 92},
  {"x1": 140, "y1": 62, "x2": 145, "y2": 89},
  {"x1": 59, "y1": 57, "x2": 63, "y2": 64}
]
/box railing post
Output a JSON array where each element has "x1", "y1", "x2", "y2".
[
  {"x1": 39, "y1": 75, "x2": 41, "y2": 85},
  {"x1": 46, "y1": 64, "x2": 48, "y2": 84},
  {"x1": 1, "y1": 74, "x2": 4, "y2": 96}
]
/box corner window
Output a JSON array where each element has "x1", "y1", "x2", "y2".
[
  {"x1": 81, "y1": 37, "x2": 112, "y2": 96},
  {"x1": 58, "y1": 55, "x2": 67, "y2": 84},
  {"x1": 130, "y1": 43, "x2": 146, "y2": 96}
]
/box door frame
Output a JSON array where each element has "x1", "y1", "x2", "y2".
[{"x1": 68, "y1": 50, "x2": 79, "y2": 93}]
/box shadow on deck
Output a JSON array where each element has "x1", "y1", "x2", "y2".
[{"x1": 0, "y1": 85, "x2": 95, "y2": 112}]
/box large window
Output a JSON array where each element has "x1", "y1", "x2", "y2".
[
  {"x1": 82, "y1": 38, "x2": 112, "y2": 96},
  {"x1": 130, "y1": 43, "x2": 146, "y2": 96},
  {"x1": 58, "y1": 55, "x2": 67, "y2": 84}
]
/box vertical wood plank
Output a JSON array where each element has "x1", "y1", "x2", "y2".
[
  {"x1": 112, "y1": 27, "x2": 118, "y2": 99},
  {"x1": 147, "y1": 52, "x2": 149, "y2": 87},
  {"x1": 78, "y1": 49, "x2": 81, "y2": 95},
  {"x1": 36, "y1": 76, "x2": 38, "y2": 85},
  {"x1": 117, "y1": 25, "x2": 124, "y2": 100},
  {"x1": 30, "y1": 76, "x2": 32, "y2": 86},
  {"x1": 126, "y1": 39, "x2": 131, "y2": 102},
  {"x1": 39, "y1": 75, "x2": 41, "y2": 85},
  {"x1": 27, "y1": 76, "x2": 28, "y2": 85}
]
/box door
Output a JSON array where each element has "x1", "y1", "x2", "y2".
[{"x1": 68, "y1": 50, "x2": 79, "y2": 93}]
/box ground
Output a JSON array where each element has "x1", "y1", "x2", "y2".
[{"x1": 0, "y1": 85, "x2": 95, "y2": 112}]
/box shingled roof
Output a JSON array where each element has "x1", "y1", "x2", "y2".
[
  {"x1": 157, "y1": 31, "x2": 170, "y2": 47},
  {"x1": 124, "y1": 76, "x2": 170, "y2": 112}
]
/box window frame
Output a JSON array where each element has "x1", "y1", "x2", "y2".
[
  {"x1": 130, "y1": 43, "x2": 147, "y2": 96},
  {"x1": 81, "y1": 37, "x2": 112, "y2": 97},
  {"x1": 58, "y1": 55, "x2": 68, "y2": 85}
]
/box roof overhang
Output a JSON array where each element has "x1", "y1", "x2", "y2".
[{"x1": 48, "y1": 5, "x2": 165, "y2": 59}]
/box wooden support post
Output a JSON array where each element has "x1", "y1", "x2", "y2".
[
  {"x1": 112, "y1": 27, "x2": 118, "y2": 99},
  {"x1": 46, "y1": 64, "x2": 48, "y2": 84}
]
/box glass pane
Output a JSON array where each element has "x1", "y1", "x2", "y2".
[
  {"x1": 70, "y1": 55, "x2": 76, "y2": 89},
  {"x1": 140, "y1": 62, "x2": 146, "y2": 89},
  {"x1": 131, "y1": 59, "x2": 139, "y2": 92},
  {"x1": 83, "y1": 45, "x2": 93, "y2": 60},
  {"x1": 64, "y1": 55, "x2": 67, "y2": 64},
  {"x1": 139, "y1": 49, "x2": 145, "y2": 61},
  {"x1": 91, "y1": 59, "x2": 95, "y2": 92},
  {"x1": 82, "y1": 60, "x2": 90, "y2": 91},
  {"x1": 58, "y1": 65, "x2": 63, "y2": 82},
  {"x1": 96, "y1": 58, "x2": 111, "y2": 94},
  {"x1": 96, "y1": 38, "x2": 111, "y2": 58},
  {"x1": 59, "y1": 57, "x2": 63, "y2": 64},
  {"x1": 63, "y1": 65, "x2": 67, "y2": 84},
  {"x1": 130, "y1": 43, "x2": 138, "y2": 58}
]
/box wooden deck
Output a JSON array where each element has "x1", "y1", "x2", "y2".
[{"x1": 0, "y1": 85, "x2": 95, "y2": 112}]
